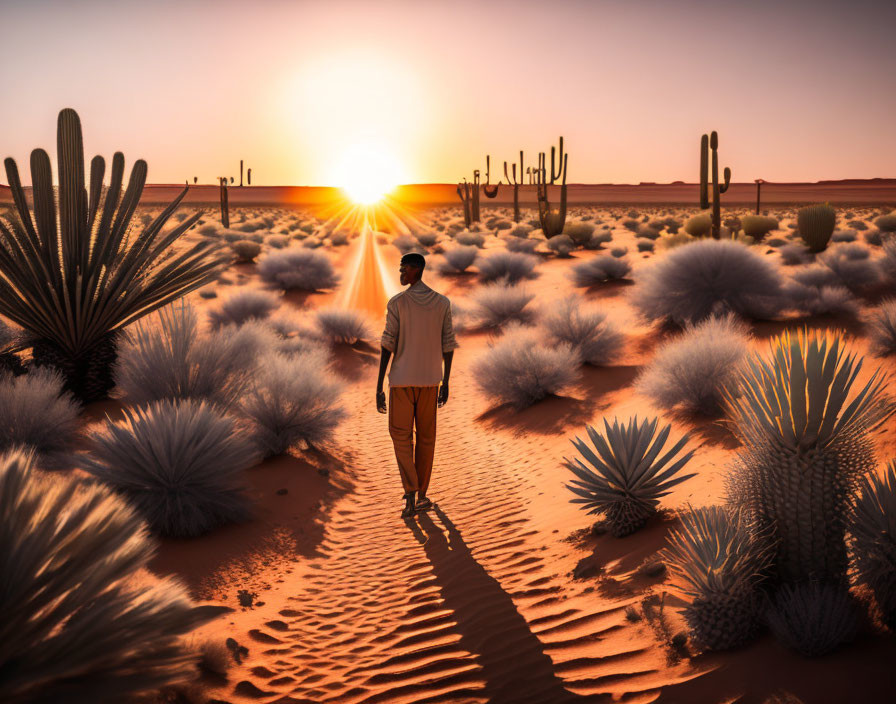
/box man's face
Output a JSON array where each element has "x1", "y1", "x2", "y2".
[{"x1": 399, "y1": 263, "x2": 422, "y2": 285}]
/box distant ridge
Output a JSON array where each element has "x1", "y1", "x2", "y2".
[{"x1": 1, "y1": 178, "x2": 894, "y2": 207}]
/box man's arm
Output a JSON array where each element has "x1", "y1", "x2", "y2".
[
  {"x1": 376, "y1": 348, "x2": 392, "y2": 413},
  {"x1": 377, "y1": 299, "x2": 398, "y2": 413},
  {"x1": 438, "y1": 351, "x2": 454, "y2": 407}
]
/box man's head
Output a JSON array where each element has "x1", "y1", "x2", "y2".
[{"x1": 399, "y1": 252, "x2": 425, "y2": 286}]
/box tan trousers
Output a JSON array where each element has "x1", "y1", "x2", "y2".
[{"x1": 388, "y1": 386, "x2": 438, "y2": 495}]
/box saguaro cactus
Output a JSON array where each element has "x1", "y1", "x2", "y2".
[
  {"x1": 699, "y1": 131, "x2": 731, "y2": 239},
  {"x1": 247, "y1": 167, "x2": 252, "y2": 186},
  {"x1": 456, "y1": 179, "x2": 473, "y2": 228},
  {"x1": 504, "y1": 151, "x2": 524, "y2": 222},
  {"x1": 219, "y1": 176, "x2": 230, "y2": 228},
  {"x1": 536, "y1": 136, "x2": 568, "y2": 238},
  {"x1": 240, "y1": 159, "x2": 244, "y2": 187}
]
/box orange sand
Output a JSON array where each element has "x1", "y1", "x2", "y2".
[{"x1": 70, "y1": 206, "x2": 896, "y2": 703}]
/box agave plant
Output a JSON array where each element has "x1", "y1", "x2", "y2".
[
  {"x1": 662, "y1": 506, "x2": 772, "y2": 651},
  {"x1": 564, "y1": 416, "x2": 696, "y2": 537},
  {"x1": 850, "y1": 463, "x2": 896, "y2": 630},
  {"x1": 725, "y1": 328, "x2": 893, "y2": 584},
  {"x1": 0, "y1": 108, "x2": 226, "y2": 402},
  {"x1": 0, "y1": 449, "x2": 218, "y2": 702}
]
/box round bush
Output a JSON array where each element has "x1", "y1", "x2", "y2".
[
  {"x1": 257, "y1": 247, "x2": 339, "y2": 291},
  {"x1": 636, "y1": 315, "x2": 749, "y2": 415},
  {"x1": 684, "y1": 214, "x2": 712, "y2": 237},
  {"x1": 471, "y1": 325, "x2": 580, "y2": 409},
  {"x1": 0, "y1": 368, "x2": 79, "y2": 468},
  {"x1": 476, "y1": 251, "x2": 539, "y2": 284},
  {"x1": 541, "y1": 296, "x2": 624, "y2": 366},
  {"x1": 208, "y1": 289, "x2": 280, "y2": 330},
  {"x1": 83, "y1": 399, "x2": 259, "y2": 538},
  {"x1": 470, "y1": 282, "x2": 537, "y2": 329},
  {"x1": 630, "y1": 239, "x2": 783, "y2": 325},
  {"x1": 0, "y1": 449, "x2": 217, "y2": 702}
]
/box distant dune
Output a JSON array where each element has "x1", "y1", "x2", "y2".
[{"x1": 1, "y1": 179, "x2": 894, "y2": 208}]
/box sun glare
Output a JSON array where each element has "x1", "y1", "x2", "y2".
[{"x1": 332, "y1": 141, "x2": 405, "y2": 205}]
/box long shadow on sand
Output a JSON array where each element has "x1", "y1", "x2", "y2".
[
  {"x1": 477, "y1": 394, "x2": 597, "y2": 437},
  {"x1": 408, "y1": 505, "x2": 585, "y2": 703}
]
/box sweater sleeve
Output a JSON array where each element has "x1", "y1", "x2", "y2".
[
  {"x1": 381, "y1": 298, "x2": 399, "y2": 352},
  {"x1": 442, "y1": 300, "x2": 459, "y2": 353}
]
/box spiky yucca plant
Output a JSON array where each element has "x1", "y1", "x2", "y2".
[
  {"x1": 0, "y1": 109, "x2": 226, "y2": 402},
  {"x1": 663, "y1": 506, "x2": 772, "y2": 650},
  {"x1": 765, "y1": 581, "x2": 859, "y2": 656},
  {"x1": 0, "y1": 449, "x2": 218, "y2": 702},
  {"x1": 725, "y1": 329, "x2": 893, "y2": 585},
  {"x1": 850, "y1": 463, "x2": 896, "y2": 630},
  {"x1": 564, "y1": 416, "x2": 696, "y2": 537}
]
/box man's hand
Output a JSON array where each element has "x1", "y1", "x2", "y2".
[
  {"x1": 438, "y1": 381, "x2": 449, "y2": 408},
  {"x1": 376, "y1": 390, "x2": 387, "y2": 414}
]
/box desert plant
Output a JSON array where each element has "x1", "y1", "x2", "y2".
[
  {"x1": 699, "y1": 131, "x2": 731, "y2": 239},
  {"x1": 239, "y1": 351, "x2": 347, "y2": 457},
  {"x1": 831, "y1": 229, "x2": 857, "y2": 243},
  {"x1": 874, "y1": 213, "x2": 896, "y2": 234},
  {"x1": 684, "y1": 214, "x2": 712, "y2": 238},
  {"x1": 505, "y1": 237, "x2": 540, "y2": 254},
  {"x1": 782, "y1": 280, "x2": 856, "y2": 316},
  {"x1": 878, "y1": 237, "x2": 896, "y2": 284},
  {"x1": 455, "y1": 231, "x2": 486, "y2": 248},
  {"x1": 779, "y1": 243, "x2": 809, "y2": 265},
  {"x1": 564, "y1": 416, "x2": 695, "y2": 537},
  {"x1": 230, "y1": 239, "x2": 262, "y2": 262},
  {"x1": 850, "y1": 463, "x2": 896, "y2": 630},
  {"x1": 564, "y1": 221, "x2": 596, "y2": 244},
  {"x1": 265, "y1": 234, "x2": 289, "y2": 249},
  {"x1": 637, "y1": 238, "x2": 656, "y2": 253},
  {"x1": 868, "y1": 300, "x2": 896, "y2": 356},
  {"x1": 82, "y1": 399, "x2": 258, "y2": 537},
  {"x1": 797, "y1": 203, "x2": 837, "y2": 252},
  {"x1": 470, "y1": 282, "x2": 537, "y2": 329},
  {"x1": 476, "y1": 250, "x2": 539, "y2": 284},
  {"x1": 257, "y1": 247, "x2": 339, "y2": 290},
  {"x1": 725, "y1": 329, "x2": 893, "y2": 584},
  {"x1": 636, "y1": 315, "x2": 750, "y2": 416},
  {"x1": 541, "y1": 296, "x2": 624, "y2": 366},
  {"x1": 741, "y1": 215, "x2": 778, "y2": 240},
  {"x1": 471, "y1": 324, "x2": 579, "y2": 409},
  {"x1": 0, "y1": 449, "x2": 218, "y2": 702},
  {"x1": 114, "y1": 302, "x2": 267, "y2": 409},
  {"x1": 570, "y1": 255, "x2": 631, "y2": 286},
  {"x1": 817, "y1": 242, "x2": 880, "y2": 292},
  {"x1": 765, "y1": 581, "x2": 859, "y2": 656},
  {"x1": 631, "y1": 239, "x2": 783, "y2": 326},
  {"x1": 313, "y1": 308, "x2": 371, "y2": 345},
  {"x1": 0, "y1": 368, "x2": 80, "y2": 468},
  {"x1": 546, "y1": 234, "x2": 576, "y2": 257},
  {"x1": 0, "y1": 109, "x2": 224, "y2": 402},
  {"x1": 208, "y1": 289, "x2": 280, "y2": 330},
  {"x1": 0, "y1": 318, "x2": 25, "y2": 376},
  {"x1": 662, "y1": 506, "x2": 772, "y2": 650},
  {"x1": 583, "y1": 230, "x2": 613, "y2": 250},
  {"x1": 535, "y1": 136, "x2": 568, "y2": 237},
  {"x1": 435, "y1": 246, "x2": 478, "y2": 274}
]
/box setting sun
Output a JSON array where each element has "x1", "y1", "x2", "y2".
[{"x1": 333, "y1": 140, "x2": 405, "y2": 204}]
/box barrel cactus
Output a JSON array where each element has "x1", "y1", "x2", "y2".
[
  {"x1": 725, "y1": 329, "x2": 893, "y2": 585},
  {"x1": 741, "y1": 215, "x2": 778, "y2": 241},
  {"x1": 850, "y1": 463, "x2": 896, "y2": 630},
  {"x1": 765, "y1": 581, "x2": 859, "y2": 657},
  {"x1": 564, "y1": 416, "x2": 696, "y2": 537},
  {"x1": 663, "y1": 506, "x2": 772, "y2": 650},
  {"x1": 797, "y1": 203, "x2": 837, "y2": 252}
]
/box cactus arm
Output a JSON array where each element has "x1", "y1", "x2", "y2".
[
  {"x1": 699, "y1": 133, "x2": 709, "y2": 210},
  {"x1": 504, "y1": 161, "x2": 511, "y2": 183},
  {"x1": 720, "y1": 167, "x2": 731, "y2": 194}
]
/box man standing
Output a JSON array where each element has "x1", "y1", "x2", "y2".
[{"x1": 377, "y1": 252, "x2": 458, "y2": 518}]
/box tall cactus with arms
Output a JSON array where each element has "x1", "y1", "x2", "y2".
[
  {"x1": 504, "y1": 150, "x2": 524, "y2": 223},
  {"x1": 0, "y1": 108, "x2": 225, "y2": 402},
  {"x1": 699, "y1": 131, "x2": 731, "y2": 239},
  {"x1": 536, "y1": 136, "x2": 568, "y2": 238}
]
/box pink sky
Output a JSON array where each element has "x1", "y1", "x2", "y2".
[{"x1": 2, "y1": 0, "x2": 894, "y2": 187}]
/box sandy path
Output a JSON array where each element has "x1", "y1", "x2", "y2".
[{"x1": 182, "y1": 233, "x2": 705, "y2": 704}]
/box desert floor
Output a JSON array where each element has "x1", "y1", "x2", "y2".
[{"x1": 83, "y1": 204, "x2": 896, "y2": 704}]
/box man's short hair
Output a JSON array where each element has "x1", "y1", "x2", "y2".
[{"x1": 400, "y1": 252, "x2": 426, "y2": 270}]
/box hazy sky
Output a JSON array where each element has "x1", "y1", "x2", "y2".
[{"x1": 2, "y1": 0, "x2": 894, "y2": 186}]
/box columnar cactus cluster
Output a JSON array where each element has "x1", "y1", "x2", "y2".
[
  {"x1": 504, "y1": 151, "x2": 525, "y2": 223},
  {"x1": 699, "y1": 131, "x2": 731, "y2": 239},
  {"x1": 536, "y1": 136, "x2": 568, "y2": 238}
]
